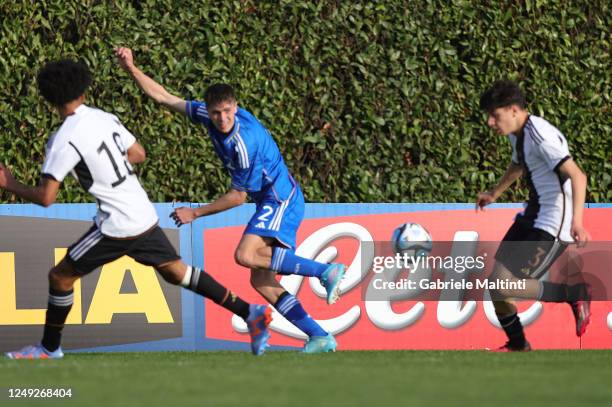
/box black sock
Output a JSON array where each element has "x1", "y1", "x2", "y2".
[
  {"x1": 538, "y1": 282, "x2": 568, "y2": 302},
  {"x1": 41, "y1": 288, "x2": 74, "y2": 352},
  {"x1": 498, "y1": 313, "x2": 526, "y2": 348},
  {"x1": 188, "y1": 267, "x2": 250, "y2": 320},
  {"x1": 568, "y1": 283, "x2": 589, "y2": 302}
]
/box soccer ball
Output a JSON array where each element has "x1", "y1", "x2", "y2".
[{"x1": 391, "y1": 222, "x2": 433, "y2": 255}]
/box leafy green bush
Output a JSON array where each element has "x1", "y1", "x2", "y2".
[{"x1": 1, "y1": 0, "x2": 609, "y2": 203}]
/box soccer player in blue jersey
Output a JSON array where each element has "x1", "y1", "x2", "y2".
[{"x1": 116, "y1": 47, "x2": 345, "y2": 353}]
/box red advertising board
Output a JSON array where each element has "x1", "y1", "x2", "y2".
[{"x1": 204, "y1": 207, "x2": 612, "y2": 350}]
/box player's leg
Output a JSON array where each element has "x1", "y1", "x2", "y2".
[
  {"x1": 40, "y1": 258, "x2": 80, "y2": 356},
  {"x1": 247, "y1": 265, "x2": 285, "y2": 304},
  {"x1": 492, "y1": 222, "x2": 591, "y2": 336},
  {"x1": 485, "y1": 222, "x2": 534, "y2": 352},
  {"x1": 129, "y1": 226, "x2": 272, "y2": 355},
  {"x1": 249, "y1": 268, "x2": 336, "y2": 353},
  {"x1": 489, "y1": 299, "x2": 531, "y2": 352},
  {"x1": 537, "y1": 251, "x2": 591, "y2": 336},
  {"x1": 236, "y1": 234, "x2": 328, "y2": 277},
  {"x1": 5, "y1": 257, "x2": 81, "y2": 359},
  {"x1": 156, "y1": 259, "x2": 255, "y2": 319},
  {"x1": 238, "y1": 190, "x2": 345, "y2": 304},
  {"x1": 492, "y1": 229, "x2": 589, "y2": 304},
  {"x1": 236, "y1": 226, "x2": 336, "y2": 353},
  {"x1": 238, "y1": 190, "x2": 338, "y2": 352},
  {"x1": 491, "y1": 259, "x2": 588, "y2": 303},
  {"x1": 6, "y1": 224, "x2": 122, "y2": 359}
]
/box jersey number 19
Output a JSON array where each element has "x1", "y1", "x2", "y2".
[{"x1": 97, "y1": 132, "x2": 134, "y2": 187}]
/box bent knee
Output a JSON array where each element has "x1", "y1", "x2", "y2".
[
  {"x1": 235, "y1": 248, "x2": 256, "y2": 269},
  {"x1": 48, "y1": 268, "x2": 63, "y2": 286},
  {"x1": 48, "y1": 259, "x2": 78, "y2": 290}
]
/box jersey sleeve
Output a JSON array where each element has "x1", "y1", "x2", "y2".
[
  {"x1": 41, "y1": 141, "x2": 81, "y2": 182},
  {"x1": 536, "y1": 133, "x2": 571, "y2": 172},
  {"x1": 186, "y1": 100, "x2": 211, "y2": 125},
  {"x1": 230, "y1": 134, "x2": 262, "y2": 192}
]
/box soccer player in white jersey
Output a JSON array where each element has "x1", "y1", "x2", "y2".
[
  {"x1": 476, "y1": 80, "x2": 591, "y2": 351},
  {"x1": 0, "y1": 59, "x2": 272, "y2": 359}
]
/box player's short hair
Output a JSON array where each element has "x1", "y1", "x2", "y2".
[
  {"x1": 37, "y1": 59, "x2": 92, "y2": 106},
  {"x1": 204, "y1": 83, "x2": 236, "y2": 107},
  {"x1": 479, "y1": 80, "x2": 526, "y2": 113}
]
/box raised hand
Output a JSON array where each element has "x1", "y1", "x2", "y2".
[{"x1": 114, "y1": 47, "x2": 135, "y2": 72}]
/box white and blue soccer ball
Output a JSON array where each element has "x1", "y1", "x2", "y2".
[{"x1": 391, "y1": 222, "x2": 433, "y2": 255}]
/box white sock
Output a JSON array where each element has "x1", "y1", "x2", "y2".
[{"x1": 179, "y1": 266, "x2": 193, "y2": 288}]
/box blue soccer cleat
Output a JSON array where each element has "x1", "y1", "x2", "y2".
[
  {"x1": 303, "y1": 334, "x2": 337, "y2": 354},
  {"x1": 320, "y1": 263, "x2": 346, "y2": 305},
  {"x1": 5, "y1": 344, "x2": 64, "y2": 360},
  {"x1": 246, "y1": 304, "x2": 273, "y2": 356}
]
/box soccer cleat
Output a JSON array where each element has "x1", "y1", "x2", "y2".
[
  {"x1": 320, "y1": 263, "x2": 346, "y2": 305},
  {"x1": 246, "y1": 304, "x2": 273, "y2": 356},
  {"x1": 5, "y1": 344, "x2": 64, "y2": 360},
  {"x1": 302, "y1": 333, "x2": 337, "y2": 354},
  {"x1": 487, "y1": 341, "x2": 532, "y2": 352},
  {"x1": 569, "y1": 299, "x2": 591, "y2": 337}
]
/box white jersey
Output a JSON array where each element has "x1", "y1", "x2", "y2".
[
  {"x1": 508, "y1": 115, "x2": 573, "y2": 242},
  {"x1": 41, "y1": 105, "x2": 158, "y2": 238}
]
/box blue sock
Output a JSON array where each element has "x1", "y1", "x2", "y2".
[
  {"x1": 271, "y1": 247, "x2": 329, "y2": 277},
  {"x1": 274, "y1": 292, "x2": 327, "y2": 337}
]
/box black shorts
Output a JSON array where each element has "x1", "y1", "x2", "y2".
[
  {"x1": 494, "y1": 220, "x2": 567, "y2": 279},
  {"x1": 66, "y1": 224, "x2": 181, "y2": 274}
]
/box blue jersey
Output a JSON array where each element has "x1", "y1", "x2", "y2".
[{"x1": 186, "y1": 100, "x2": 297, "y2": 203}]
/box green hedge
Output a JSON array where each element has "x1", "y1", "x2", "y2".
[{"x1": 1, "y1": 0, "x2": 609, "y2": 203}]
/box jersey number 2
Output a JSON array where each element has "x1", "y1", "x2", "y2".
[
  {"x1": 97, "y1": 133, "x2": 134, "y2": 187},
  {"x1": 258, "y1": 205, "x2": 274, "y2": 222}
]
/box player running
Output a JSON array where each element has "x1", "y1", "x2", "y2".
[
  {"x1": 476, "y1": 80, "x2": 591, "y2": 352},
  {"x1": 1, "y1": 59, "x2": 272, "y2": 359},
  {"x1": 115, "y1": 47, "x2": 345, "y2": 353}
]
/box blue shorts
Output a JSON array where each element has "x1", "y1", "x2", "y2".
[{"x1": 244, "y1": 186, "x2": 305, "y2": 250}]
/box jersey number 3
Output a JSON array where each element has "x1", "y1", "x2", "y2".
[{"x1": 97, "y1": 132, "x2": 134, "y2": 187}]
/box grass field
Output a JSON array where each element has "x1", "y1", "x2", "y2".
[{"x1": 1, "y1": 350, "x2": 611, "y2": 407}]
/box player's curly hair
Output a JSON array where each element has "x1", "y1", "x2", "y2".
[
  {"x1": 37, "y1": 59, "x2": 92, "y2": 106},
  {"x1": 204, "y1": 83, "x2": 236, "y2": 107},
  {"x1": 479, "y1": 80, "x2": 526, "y2": 113}
]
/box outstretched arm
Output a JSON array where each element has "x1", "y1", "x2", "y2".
[
  {"x1": 170, "y1": 189, "x2": 248, "y2": 226},
  {"x1": 0, "y1": 164, "x2": 60, "y2": 207},
  {"x1": 115, "y1": 47, "x2": 186, "y2": 114},
  {"x1": 476, "y1": 162, "x2": 523, "y2": 211}
]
